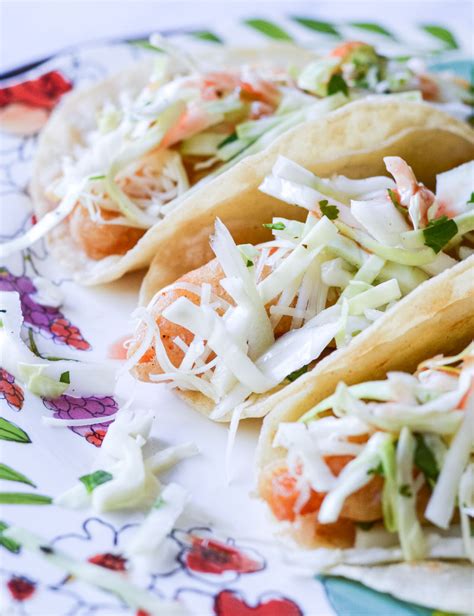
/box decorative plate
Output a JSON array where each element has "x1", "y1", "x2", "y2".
[{"x1": 0, "y1": 15, "x2": 467, "y2": 616}]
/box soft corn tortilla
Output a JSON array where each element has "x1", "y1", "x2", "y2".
[
  {"x1": 30, "y1": 44, "x2": 316, "y2": 282},
  {"x1": 327, "y1": 562, "x2": 474, "y2": 613},
  {"x1": 139, "y1": 101, "x2": 474, "y2": 305}
]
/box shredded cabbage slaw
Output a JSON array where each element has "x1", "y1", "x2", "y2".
[{"x1": 267, "y1": 344, "x2": 474, "y2": 565}]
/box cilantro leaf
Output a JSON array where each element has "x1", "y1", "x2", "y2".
[
  {"x1": 59, "y1": 371, "x2": 70, "y2": 384},
  {"x1": 286, "y1": 365, "x2": 308, "y2": 382},
  {"x1": 367, "y1": 462, "x2": 384, "y2": 476},
  {"x1": 319, "y1": 199, "x2": 339, "y2": 220},
  {"x1": 398, "y1": 484, "x2": 412, "y2": 497},
  {"x1": 218, "y1": 133, "x2": 237, "y2": 148},
  {"x1": 246, "y1": 259, "x2": 254, "y2": 268},
  {"x1": 468, "y1": 192, "x2": 474, "y2": 205},
  {"x1": 327, "y1": 73, "x2": 349, "y2": 97},
  {"x1": 423, "y1": 216, "x2": 458, "y2": 253},
  {"x1": 387, "y1": 188, "x2": 406, "y2": 215},
  {"x1": 414, "y1": 434, "x2": 439, "y2": 484},
  {"x1": 153, "y1": 495, "x2": 166, "y2": 509},
  {"x1": 79, "y1": 470, "x2": 113, "y2": 494},
  {"x1": 263, "y1": 222, "x2": 286, "y2": 231}
]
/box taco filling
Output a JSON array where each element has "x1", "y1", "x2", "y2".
[
  {"x1": 259, "y1": 344, "x2": 474, "y2": 565},
  {"x1": 127, "y1": 156, "x2": 474, "y2": 419},
  {"x1": 2, "y1": 39, "x2": 471, "y2": 261}
]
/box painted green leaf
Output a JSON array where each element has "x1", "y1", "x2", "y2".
[
  {"x1": 191, "y1": 30, "x2": 223, "y2": 44},
  {"x1": 0, "y1": 521, "x2": 21, "y2": 553},
  {"x1": 0, "y1": 492, "x2": 52, "y2": 505},
  {"x1": 243, "y1": 19, "x2": 293, "y2": 41},
  {"x1": 349, "y1": 22, "x2": 396, "y2": 39},
  {"x1": 421, "y1": 25, "x2": 458, "y2": 50},
  {"x1": 129, "y1": 39, "x2": 163, "y2": 52},
  {"x1": 291, "y1": 16, "x2": 340, "y2": 37},
  {"x1": 0, "y1": 464, "x2": 36, "y2": 487},
  {"x1": 0, "y1": 417, "x2": 31, "y2": 443}
]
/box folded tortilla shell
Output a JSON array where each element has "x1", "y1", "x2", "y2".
[
  {"x1": 140, "y1": 100, "x2": 474, "y2": 305},
  {"x1": 30, "y1": 44, "x2": 315, "y2": 282}
]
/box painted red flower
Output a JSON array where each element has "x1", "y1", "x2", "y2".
[
  {"x1": 0, "y1": 368, "x2": 24, "y2": 411},
  {"x1": 50, "y1": 318, "x2": 90, "y2": 350},
  {"x1": 7, "y1": 576, "x2": 36, "y2": 602},
  {"x1": 88, "y1": 553, "x2": 127, "y2": 572},
  {"x1": 0, "y1": 70, "x2": 72, "y2": 136},
  {"x1": 85, "y1": 428, "x2": 107, "y2": 447},
  {"x1": 185, "y1": 536, "x2": 263, "y2": 575},
  {"x1": 0, "y1": 71, "x2": 72, "y2": 110},
  {"x1": 214, "y1": 591, "x2": 302, "y2": 616}
]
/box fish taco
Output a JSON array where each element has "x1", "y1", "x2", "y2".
[
  {"x1": 256, "y1": 344, "x2": 474, "y2": 613},
  {"x1": 125, "y1": 131, "x2": 474, "y2": 421}
]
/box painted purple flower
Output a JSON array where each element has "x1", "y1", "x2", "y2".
[
  {"x1": 0, "y1": 268, "x2": 90, "y2": 350},
  {"x1": 43, "y1": 395, "x2": 118, "y2": 446}
]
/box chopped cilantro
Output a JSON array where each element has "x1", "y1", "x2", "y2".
[
  {"x1": 59, "y1": 371, "x2": 70, "y2": 384},
  {"x1": 89, "y1": 174, "x2": 105, "y2": 181},
  {"x1": 356, "y1": 521, "x2": 375, "y2": 531},
  {"x1": 423, "y1": 216, "x2": 458, "y2": 253},
  {"x1": 414, "y1": 434, "x2": 439, "y2": 484},
  {"x1": 398, "y1": 484, "x2": 412, "y2": 497},
  {"x1": 319, "y1": 199, "x2": 339, "y2": 220},
  {"x1": 218, "y1": 133, "x2": 238, "y2": 148},
  {"x1": 79, "y1": 470, "x2": 113, "y2": 493},
  {"x1": 387, "y1": 188, "x2": 407, "y2": 215},
  {"x1": 327, "y1": 73, "x2": 349, "y2": 97},
  {"x1": 368, "y1": 462, "x2": 384, "y2": 476},
  {"x1": 263, "y1": 222, "x2": 286, "y2": 231},
  {"x1": 153, "y1": 496, "x2": 166, "y2": 509},
  {"x1": 468, "y1": 192, "x2": 474, "y2": 205},
  {"x1": 286, "y1": 365, "x2": 308, "y2": 382},
  {"x1": 246, "y1": 259, "x2": 254, "y2": 268}
]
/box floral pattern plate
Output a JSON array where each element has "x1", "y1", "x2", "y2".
[{"x1": 0, "y1": 15, "x2": 469, "y2": 616}]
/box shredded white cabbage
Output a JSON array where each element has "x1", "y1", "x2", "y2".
[
  {"x1": 55, "y1": 407, "x2": 198, "y2": 515},
  {"x1": 269, "y1": 343, "x2": 473, "y2": 566}
]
